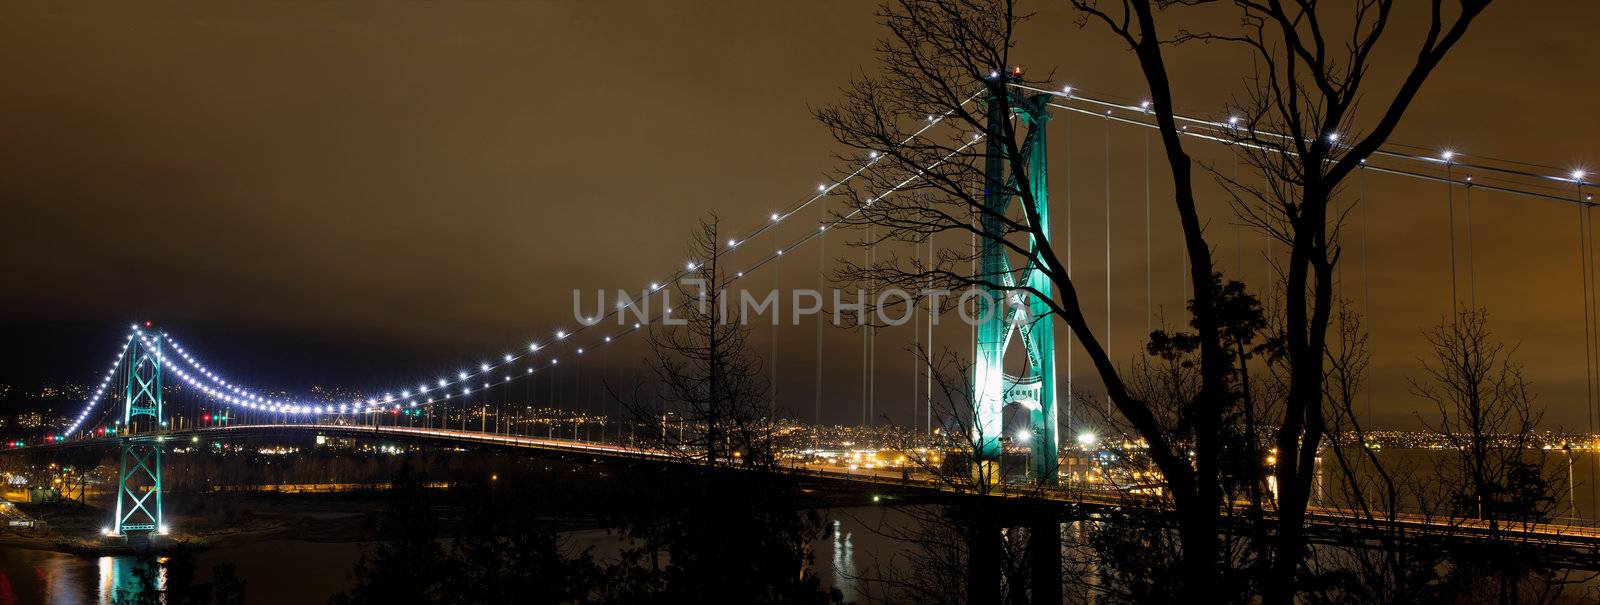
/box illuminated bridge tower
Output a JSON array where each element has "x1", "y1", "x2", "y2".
[
  {"x1": 113, "y1": 327, "x2": 164, "y2": 537},
  {"x1": 972, "y1": 82, "x2": 1058, "y2": 485}
]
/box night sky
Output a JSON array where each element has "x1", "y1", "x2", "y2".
[{"x1": 2, "y1": 2, "x2": 1597, "y2": 429}]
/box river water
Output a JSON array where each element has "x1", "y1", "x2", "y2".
[
  {"x1": 0, "y1": 505, "x2": 908, "y2": 604},
  {"x1": 2, "y1": 448, "x2": 1596, "y2": 604}
]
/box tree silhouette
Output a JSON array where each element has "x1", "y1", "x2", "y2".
[
  {"x1": 624, "y1": 214, "x2": 773, "y2": 467},
  {"x1": 819, "y1": 0, "x2": 1494, "y2": 598}
]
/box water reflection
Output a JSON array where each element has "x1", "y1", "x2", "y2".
[{"x1": 830, "y1": 519, "x2": 857, "y2": 602}]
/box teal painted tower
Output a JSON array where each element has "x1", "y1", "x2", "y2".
[
  {"x1": 113, "y1": 327, "x2": 164, "y2": 536},
  {"x1": 972, "y1": 81, "x2": 1059, "y2": 485}
]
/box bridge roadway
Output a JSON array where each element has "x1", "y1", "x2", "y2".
[{"x1": 18, "y1": 423, "x2": 1600, "y2": 567}]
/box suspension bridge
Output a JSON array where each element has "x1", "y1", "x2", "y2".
[{"x1": 7, "y1": 76, "x2": 1599, "y2": 558}]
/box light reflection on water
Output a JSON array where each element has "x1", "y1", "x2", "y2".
[{"x1": 0, "y1": 540, "x2": 360, "y2": 605}]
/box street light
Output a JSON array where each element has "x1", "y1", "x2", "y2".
[{"x1": 1076, "y1": 432, "x2": 1097, "y2": 449}]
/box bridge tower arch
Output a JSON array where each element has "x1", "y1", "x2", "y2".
[
  {"x1": 972, "y1": 79, "x2": 1059, "y2": 485},
  {"x1": 113, "y1": 326, "x2": 164, "y2": 537}
]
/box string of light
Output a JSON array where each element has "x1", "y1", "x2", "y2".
[
  {"x1": 61, "y1": 327, "x2": 138, "y2": 436},
  {"x1": 60, "y1": 121, "x2": 988, "y2": 435},
  {"x1": 1012, "y1": 83, "x2": 1593, "y2": 206}
]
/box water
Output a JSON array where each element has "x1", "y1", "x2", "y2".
[
  {"x1": 0, "y1": 508, "x2": 897, "y2": 604},
  {"x1": 4, "y1": 449, "x2": 1595, "y2": 603},
  {"x1": 0, "y1": 540, "x2": 360, "y2": 604},
  {"x1": 1316, "y1": 448, "x2": 1600, "y2": 524}
]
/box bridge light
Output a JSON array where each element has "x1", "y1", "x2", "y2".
[
  {"x1": 1076, "y1": 432, "x2": 1098, "y2": 448},
  {"x1": 1061, "y1": 85, "x2": 1073, "y2": 95},
  {"x1": 502, "y1": 353, "x2": 513, "y2": 363},
  {"x1": 556, "y1": 330, "x2": 567, "y2": 339},
  {"x1": 1441, "y1": 150, "x2": 1456, "y2": 162},
  {"x1": 1327, "y1": 132, "x2": 1340, "y2": 143},
  {"x1": 1573, "y1": 169, "x2": 1588, "y2": 181},
  {"x1": 1140, "y1": 100, "x2": 1151, "y2": 112},
  {"x1": 458, "y1": 371, "x2": 469, "y2": 380}
]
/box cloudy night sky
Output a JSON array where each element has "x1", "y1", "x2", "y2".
[{"x1": 3, "y1": 1, "x2": 1597, "y2": 429}]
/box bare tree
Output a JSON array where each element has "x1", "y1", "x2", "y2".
[
  {"x1": 846, "y1": 346, "x2": 1039, "y2": 604},
  {"x1": 821, "y1": 0, "x2": 1492, "y2": 598},
  {"x1": 622, "y1": 214, "x2": 773, "y2": 467},
  {"x1": 1409, "y1": 308, "x2": 1580, "y2": 604},
  {"x1": 817, "y1": 0, "x2": 1241, "y2": 589}
]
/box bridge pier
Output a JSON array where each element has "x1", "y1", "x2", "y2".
[
  {"x1": 1028, "y1": 514, "x2": 1063, "y2": 605},
  {"x1": 966, "y1": 513, "x2": 1002, "y2": 605}
]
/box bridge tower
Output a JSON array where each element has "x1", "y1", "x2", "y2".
[
  {"x1": 112, "y1": 326, "x2": 164, "y2": 537},
  {"x1": 973, "y1": 78, "x2": 1058, "y2": 485}
]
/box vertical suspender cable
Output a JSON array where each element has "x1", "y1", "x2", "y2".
[
  {"x1": 1464, "y1": 178, "x2": 1476, "y2": 309},
  {"x1": 1104, "y1": 113, "x2": 1112, "y2": 362},
  {"x1": 1575, "y1": 196, "x2": 1594, "y2": 520},
  {"x1": 913, "y1": 239, "x2": 921, "y2": 430},
  {"x1": 874, "y1": 223, "x2": 881, "y2": 425},
  {"x1": 1585, "y1": 191, "x2": 1600, "y2": 520},
  {"x1": 1234, "y1": 155, "x2": 1243, "y2": 276},
  {"x1": 864, "y1": 225, "x2": 871, "y2": 426},
  {"x1": 927, "y1": 230, "x2": 934, "y2": 434},
  {"x1": 815, "y1": 195, "x2": 824, "y2": 440},
  {"x1": 1360, "y1": 164, "x2": 1374, "y2": 424},
  {"x1": 1145, "y1": 129, "x2": 1151, "y2": 336},
  {"x1": 1446, "y1": 161, "x2": 1460, "y2": 321},
  {"x1": 1064, "y1": 112, "x2": 1074, "y2": 444},
  {"x1": 772, "y1": 250, "x2": 780, "y2": 423}
]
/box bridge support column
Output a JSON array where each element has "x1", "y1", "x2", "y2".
[
  {"x1": 966, "y1": 516, "x2": 1001, "y2": 605},
  {"x1": 1029, "y1": 517, "x2": 1063, "y2": 605},
  {"x1": 973, "y1": 79, "x2": 1058, "y2": 485},
  {"x1": 114, "y1": 442, "x2": 162, "y2": 535},
  {"x1": 112, "y1": 327, "x2": 164, "y2": 537}
]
